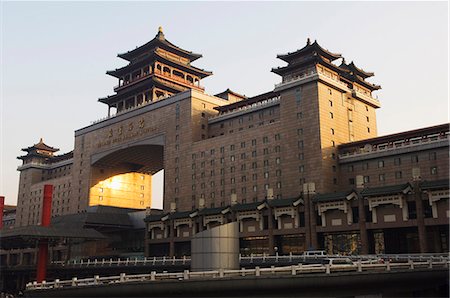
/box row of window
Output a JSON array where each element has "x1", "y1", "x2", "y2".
[{"x1": 348, "y1": 152, "x2": 439, "y2": 172}]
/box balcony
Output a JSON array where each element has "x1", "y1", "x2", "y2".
[{"x1": 113, "y1": 70, "x2": 204, "y2": 92}]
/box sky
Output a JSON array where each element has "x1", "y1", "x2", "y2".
[{"x1": 1, "y1": 1, "x2": 448, "y2": 207}]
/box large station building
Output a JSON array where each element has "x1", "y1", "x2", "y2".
[{"x1": 14, "y1": 28, "x2": 449, "y2": 258}]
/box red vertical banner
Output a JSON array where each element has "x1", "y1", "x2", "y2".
[
  {"x1": 41, "y1": 184, "x2": 53, "y2": 227},
  {"x1": 36, "y1": 185, "x2": 53, "y2": 282},
  {"x1": 0, "y1": 196, "x2": 5, "y2": 229}
]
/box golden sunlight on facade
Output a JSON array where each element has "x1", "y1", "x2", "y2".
[{"x1": 89, "y1": 173, "x2": 152, "y2": 209}]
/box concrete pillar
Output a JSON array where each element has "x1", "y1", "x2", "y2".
[
  {"x1": 414, "y1": 181, "x2": 428, "y2": 253},
  {"x1": 358, "y1": 195, "x2": 369, "y2": 255},
  {"x1": 304, "y1": 194, "x2": 311, "y2": 250},
  {"x1": 169, "y1": 220, "x2": 175, "y2": 257},
  {"x1": 309, "y1": 194, "x2": 318, "y2": 249},
  {"x1": 268, "y1": 208, "x2": 275, "y2": 255}
]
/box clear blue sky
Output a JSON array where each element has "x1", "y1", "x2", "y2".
[{"x1": 1, "y1": 2, "x2": 448, "y2": 206}]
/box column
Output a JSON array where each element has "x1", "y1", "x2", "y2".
[
  {"x1": 169, "y1": 220, "x2": 175, "y2": 257},
  {"x1": 414, "y1": 181, "x2": 428, "y2": 253},
  {"x1": 358, "y1": 195, "x2": 369, "y2": 255},
  {"x1": 36, "y1": 184, "x2": 53, "y2": 283},
  {"x1": 309, "y1": 193, "x2": 318, "y2": 249},
  {"x1": 268, "y1": 208, "x2": 275, "y2": 255},
  {"x1": 304, "y1": 190, "x2": 311, "y2": 250}
]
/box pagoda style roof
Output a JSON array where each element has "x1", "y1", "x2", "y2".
[
  {"x1": 107, "y1": 50, "x2": 212, "y2": 79},
  {"x1": 277, "y1": 39, "x2": 342, "y2": 63},
  {"x1": 98, "y1": 75, "x2": 188, "y2": 104},
  {"x1": 361, "y1": 183, "x2": 412, "y2": 197},
  {"x1": 339, "y1": 60, "x2": 374, "y2": 79},
  {"x1": 21, "y1": 138, "x2": 59, "y2": 153},
  {"x1": 118, "y1": 27, "x2": 202, "y2": 62},
  {"x1": 272, "y1": 54, "x2": 343, "y2": 76}
]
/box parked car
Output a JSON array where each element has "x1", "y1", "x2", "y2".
[{"x1": 302, "y1": 250, "x2": 327, "y2": 257}]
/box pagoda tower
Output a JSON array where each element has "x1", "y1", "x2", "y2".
[{"x1": 100, "y1": 27, "x2": 212, "y2": 115}]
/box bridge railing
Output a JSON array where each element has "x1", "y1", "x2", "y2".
[
  {"x1": 55, "y1": 253, "x2": 450, "y2": 268},
  {"x1": 27, "y1": 259, "x2": 449, "y2": 291}
]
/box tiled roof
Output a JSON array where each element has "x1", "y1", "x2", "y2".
[
  {"x1": 361, "y1": 183, "x2": 412, "y2": 197},
  {"x1": 313, "y1": 190, "x2": 357, "y2": 203},
  {"x1": 231, "y1": 201, "x2": 261, "y2": 212},
  {"x1": 267, "y1": 197, "x2": 298, "y2": 207},
  {"x1": 420, "y1": 179, "x2": 450, "y2": 191}
]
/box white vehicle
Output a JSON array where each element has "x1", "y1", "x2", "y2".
[{"x1": 323, "y1": 258, "x2": 354, "y2": 265}]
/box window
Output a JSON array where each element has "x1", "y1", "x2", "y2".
[
  {"x1": 264, "y1": 172, "x2": 269, "y2": 179},
  {"x1": 379, "y1": 174, "x2": 385, "y2": 181},
  {"x1": 348, "y1": 165, "x2": 354, "y2": 172},
  {"x1": 263, "y1": 136, "x2": 269, "y2": 143},
  {"x1": 264, "y1": 160, "x2": 269, "y2": 167},
  {"x1": 299, "y1": 165, "x2": 304, "y2": 173},
  {"x1": 275, "y1": 157, "x2": 281, "y2": 165},
  {"x1": 330, "y1": 112, "x2": 334, "y2": 119},
  {"x1": 276, "y1": 169, "x2": 281, "y2": 177},
  {"x1": 276, "y1": 182, "x2": 282, "y2": 189},
  {"x1": 275, "y1": 133, "x2": 281, "y2": 141},
  {"x1": 275, "y1": 146, "x2": 281, "y2": 153},
  {"x1": 263, "y1": 148, "x2": 269, "y2": 155},
  {"x1": 362, "y1": 163, "x2": 369, "y2": 170},
  {"x1": 230, "y1": 145, "x2": 235, "y2": 151},
  {"x1": 331, "y1": 140, "x2": 335, "y2": 147},
  {"x1": 411, "y1": 155, "x2": 419, "y2": 163},
  {"x1": 230, "y1": 155, "x2": 235, "y2": 162},
  {"x1": 298, "y1": 153, "x2": 304, "y2": 160},
  {"x1": 431, "y1": 167, "x2": 438, "y2": 175},
  {"x1": 363, "y1": 176, "x2": 370, "y2": 183},
  {"x1": 241, "y1": 142, "x2": 246, "y2": 148},
  {"x1": 394, "y1": 157, "x2": 401, "y2": 166},
  {"x1": 297, "y1": 112, "x2": 303, "y2": 119},
  {"x1": 252, "y1": 150, "x2": 257, "y2": 157},
  {"x1": 366, "y1": 116, "x2": 370, "y2": 122},
  {"x1": 298, "y1": 141, "x2": 304, "y2": 149},
  {"x1": 349, "y1": 178, "x2": 355, "y2": 185},
  {"x1": 331, "y1": 128, "x2": 334, "y2": 135},
  {"x1": 378, "y1": 161, "x2": 384, "y2": 168},
  {"x1": 429, "y1": 152, "x2": 437, "y2": 160},
  {"x1": 329, "y1": 100, "x2": 333, "y2": 107},
  {"x1": 252, "y1": 139, "x2": 257, "y2": 146},
  {"x1": 395, "y1": 171, "x2": 402, "y2": 179},
  {"x1": 297, "y1": 128, "x2": 303, "y2": 135},
  {"x1": 332, "y1": 165, "x2": 336, "y2": 172}
]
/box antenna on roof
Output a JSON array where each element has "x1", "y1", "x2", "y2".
[{"x1": 307, "y1": 38, "x2": 311, "y2": 45}]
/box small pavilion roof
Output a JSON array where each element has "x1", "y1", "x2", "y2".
[
  {"x1": 231, "y1": 201, "x2": 262, "y2": 212},
  {"x1": 118, "y1": 27, "x2": 202, "y2": 62},
  {"x1": 361, "y1": 183, "x2": 412, "y2": 197},
  {"x1": 277, "y1": 39, "x2": 342, "y2": 63},
  {"x1": 339, "y1": 60, "x2": 374, "y2": 78},
  {"x1": 21, "y1": 138, "x2": 59, "y2": 153},
  {"x1": 312, "y1": 190, "x2": 358, "y2": 203},
  {"x1": 420, "y1": 179, "x2": 450, "y2": 191}
]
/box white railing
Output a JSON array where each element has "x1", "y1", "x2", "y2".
[
  {"x1": 274, "y1": 70, "x2": 318, "y2": 89},
  {"x1": 339, "y1": 132, "x2": 449, "y2": 159},
  {"x1": 26, "y1": 259, "x2": 449, "y2": 291},
  {"x1": 51, "y1": 253, "x2": 449, "y2": 268}
]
